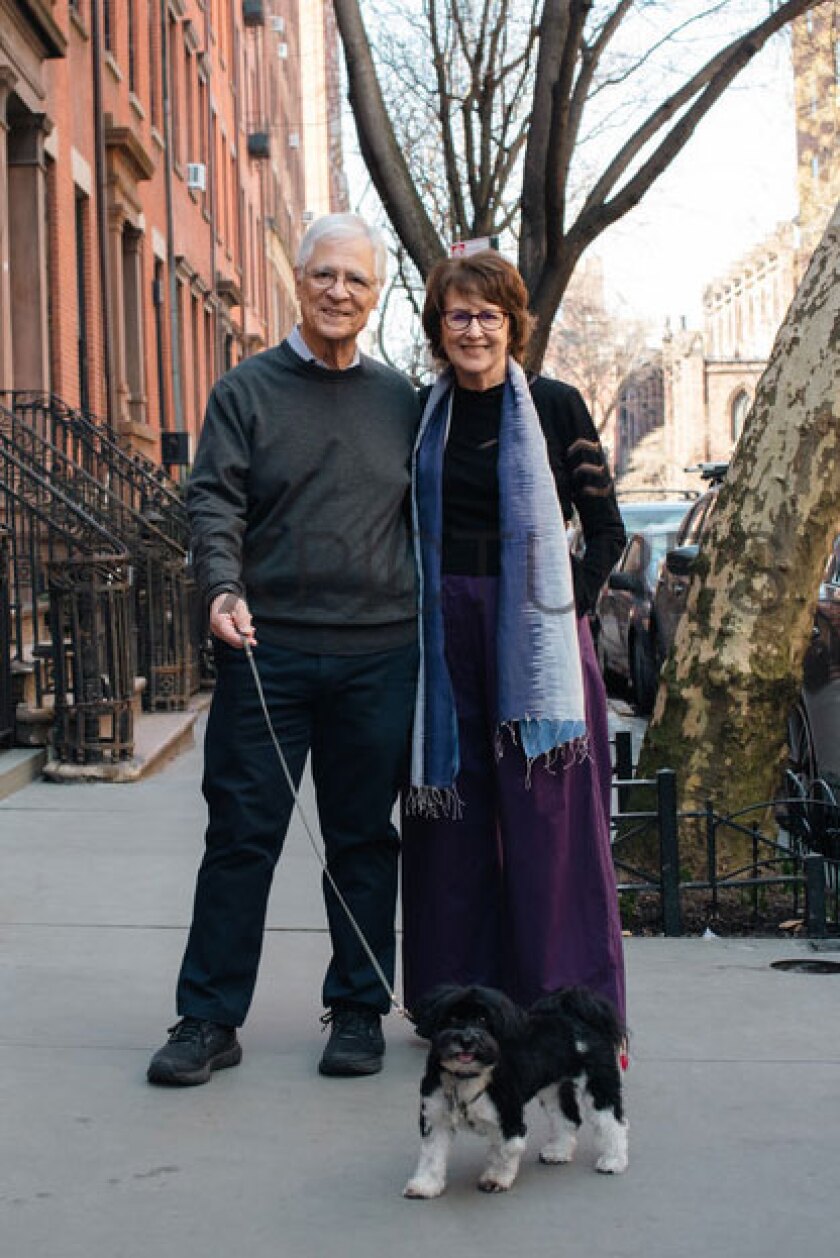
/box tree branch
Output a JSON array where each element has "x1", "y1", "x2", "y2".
[
  {"x1": 333, "y1": 0, "x2": 444, "y2": 275},
  {"x1": 520, "y1": 0, "x2": 570, "y2": 287}
]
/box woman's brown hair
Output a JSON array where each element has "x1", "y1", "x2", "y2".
[{"x1": 422, "y1": 251, "x2": 535, "y2": 365}]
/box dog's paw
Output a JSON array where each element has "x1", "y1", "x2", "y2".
[
  {"x1": 539, "y1": 1137, "x2": 576, "y2": 1165},
  {"x1": 594, "y1": 1151, "x2": 628, "y2": 1175},
  {"x1": 403, "y1": 1176, "x2": 445, "y2": 1199},
  {"x1": 477, "y1": 1173, "x2": 514, "y2": 1193}
]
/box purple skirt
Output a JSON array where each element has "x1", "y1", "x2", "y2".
[{"x1": 401, "y1": 575, "x2": 625, "y2": 1019}]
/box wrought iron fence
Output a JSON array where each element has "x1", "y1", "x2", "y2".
[
  {"x1": 1, "y1": 392, "x2": 189, "y2": 548},
  {"x1": 0, "y1": 394, "x2": 200, "y2": 716},
  {"x1": 609, "y1": 729, "x2": 840, "y2": 938},
  {"x1": 0, "y1": 526, "x2": 12, "y2": 749},
  {"x1": 0, "y1": 424, "x2": 134, "y2": 763}
]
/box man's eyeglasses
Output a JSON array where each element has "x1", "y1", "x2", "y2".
[
  {"x1": 304, "y1": 267, "x2": 377, "y2": 297},
  {"x1": 442, "y1": 309, "x2": 507, "y2": 332}
]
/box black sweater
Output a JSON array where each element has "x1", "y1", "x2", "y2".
[
  {"x1": 186, "y1": 340, "x2": 420, "y2": 653},
  {"x1": 441, "y1": 376, "x2": 625, "y2": 613}
]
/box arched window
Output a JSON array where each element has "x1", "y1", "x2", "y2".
[{"x1": 731, "y1": 390, "x2": 750, "y2": 442}]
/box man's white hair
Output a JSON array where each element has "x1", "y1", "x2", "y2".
[{"x1": 296, "y1": 214, "x2": 388, "y2": 286}]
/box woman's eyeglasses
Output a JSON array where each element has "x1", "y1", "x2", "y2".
[{"x1": 442, "y1": 309, "x2": 507, "y2": 332}]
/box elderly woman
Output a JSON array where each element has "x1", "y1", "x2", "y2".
[{"x1": 402, "y1": 251, "x2": 626, "y2": 1018}]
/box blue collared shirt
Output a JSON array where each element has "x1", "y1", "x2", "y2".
[{"x1": 285, "y1": 324, "x2": 361, "y2": 370}]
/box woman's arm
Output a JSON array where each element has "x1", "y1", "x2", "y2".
[{"x1": 531, "y1": 377, "x2": 626, "y2": 614}]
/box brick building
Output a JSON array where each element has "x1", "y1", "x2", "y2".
[{"x1": 0, "y1": 0, "x2": 340, "y2": 467}]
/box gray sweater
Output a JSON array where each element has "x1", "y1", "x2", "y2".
[{"x1": 186, "y1": 340, "x2": 419, "y2": 653}]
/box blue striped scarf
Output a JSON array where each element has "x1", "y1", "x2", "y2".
[{"x1": 408, "y1": 359, "x2": 587, "y2": 816}]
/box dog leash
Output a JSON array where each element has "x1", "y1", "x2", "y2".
[{"x1": 239, "y1": 635, "x2": 413, "y2": 1022}]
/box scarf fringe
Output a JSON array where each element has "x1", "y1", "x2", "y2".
[
  {"x1": 496, "y1": 723, "x2": 590, "y2": 786},
  {"x1": 524, "y1": 732, "x2": 591, "y2": 786},
  {"x1": 405, "y1": 784, "x2": 464, "y2": 821}
]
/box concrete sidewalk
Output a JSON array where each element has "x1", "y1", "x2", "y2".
[{"x1": 1, "y1": 713, "x2": 839, "y2": 1258}]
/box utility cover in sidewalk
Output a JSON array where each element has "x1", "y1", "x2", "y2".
[{"x1": 771, "y1": 958, "x2": 840, "y2": 974}]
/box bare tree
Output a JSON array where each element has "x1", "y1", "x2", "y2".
[
  {"x1": 333, "y1": 0, "x2": 828, "y2": 367},
  {"x1": 544, "y1": 260, "x2": 654, "y2": 435}
]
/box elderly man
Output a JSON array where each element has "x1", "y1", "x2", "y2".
[{"x1": 148, "y1": 214, "x2": 418, "y2": 1084}]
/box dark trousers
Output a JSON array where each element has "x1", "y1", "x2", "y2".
[{"x1": 177, "y1": 638, "x2": 418, "y2": 1026}]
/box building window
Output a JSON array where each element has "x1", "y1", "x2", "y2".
[
  {"x1": 169, "y1": 16, "x2": 180, "y2": 165},
  {"x1": 731, "y1": 391, "x2": 750, "y2": 442},
  {"x1": 128, "y1": 1, "x2": 137, "y2": 93},
  {"x1": 153, "y1": 260, "x2": 168, "y2": 431},
  {"x1": 103, "y1": 0, "x2": 113, "y2": 52},
  {"x1": 75, "y1": 193, "x2": 91, "y2": 414},
  {"x1": 148, "y1": 0, "x2": 160, "y2": 129},
  {"x1": 185, "y1": 44, "x2": 195, "y2": 165}
]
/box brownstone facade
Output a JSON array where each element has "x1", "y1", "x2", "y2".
[{"x1": 0, "y1": 1, "x2": 339, "y2": 468}]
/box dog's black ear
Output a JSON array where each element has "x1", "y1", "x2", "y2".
[{"x1": 410, "y1": 984, "x2": 466, "y2": 1040}]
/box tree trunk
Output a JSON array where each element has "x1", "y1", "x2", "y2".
[{"x1": 636, "y1": 203, "x2": 840, "y2": 872}]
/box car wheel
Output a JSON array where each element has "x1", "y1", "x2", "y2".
[{"x1": 630, "y1": 630, "x2": 659, "y2": 716}]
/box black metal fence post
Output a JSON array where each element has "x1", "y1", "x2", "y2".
[
  {"x1": 657, "y1": 768, "x2": 683, "y2": 936},
  {"x1": 614, "y1": 729, "x2": 633, "y2": 814},
  {"x1": 705, "y1": 800, "x2": 718, "y2": 915},
  {"x1": 804, "y1": 854, "x2": 827, "y2": 939}
]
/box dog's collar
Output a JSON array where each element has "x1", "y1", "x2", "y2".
[
  {"x1": 443, "y1": 1073, "x2": 491, "y2": 1116},
  {"x1": 457, "y1": 1085, "x2": 489, "y2": 1119}
]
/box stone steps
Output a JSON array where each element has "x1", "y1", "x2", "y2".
[{"x1": 0, "y1": 693, "x2": 210, "y2": 793}]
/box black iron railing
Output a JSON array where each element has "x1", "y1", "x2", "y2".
[
  {"x1": 0, "y1": 423, "x2": 134, "y2": 763},
  {"x1": 609, "y1": 730, "x2": 840, "y2": 938},
  {"x1": 0, "y1": 394, "x2": 201, "y2": 714},
  {"x1": 1, "y1": 392, "x2": 189, "y2": 547},
  {"x1": 0, "y1": 526, "x2": 12, "y2": 749}
]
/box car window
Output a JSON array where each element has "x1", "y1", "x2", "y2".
[
  {"x1": 619, "y1": 501, "x2": 691, "y2": 535},
  {"x1": 676, "y1": 491, "x2": 718, "y2": 546}
]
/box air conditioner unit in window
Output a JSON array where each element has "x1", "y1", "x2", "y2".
[
  {"x1": 271, "y1": 16, "x2": 285, "y2": 34},
  {"x1": 288, "y1": 132, "x2": 300, "y2": 149},
  {"x1": 302, "y1": 210, "x2": 314, "y2": 224},
  {"x1": 186, "y1": 163, "x2": 206, "y2": 191},
  {"x1": 277, "y1": 42, "x2": 288, "y2": 59}
]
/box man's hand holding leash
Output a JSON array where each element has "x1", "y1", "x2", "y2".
[{"x1": 210, "y1": 592, "x2": 257, "y2": 648}]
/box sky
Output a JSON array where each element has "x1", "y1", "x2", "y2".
[
  {"x1": 592, "y1": 38, "x2": 799, "y2": 330},
  {"x1": 343, "y1": 2, "x2": 801, "y2": 340}
]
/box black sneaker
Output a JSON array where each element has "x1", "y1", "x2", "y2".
[
  {"x1": 318, "y1": 1007, "x2": 385, "y2": 1077},
  {"x1": 147, "y1": 1017, "x2": 242, "y2": 1086}
]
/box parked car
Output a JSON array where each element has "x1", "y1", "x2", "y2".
[
  {"x1": 616, "y1": 490, "x2": 697, "y2": 540},
  {"x1": 786, "y1": 536, "x2": 840, "y2": 849},
  {"x1": 650, "y1": 464, "x2": 728, "y2": 666},
  {"x1": 593, "y1": 524, "x2": 678, "y2": 712},
  {"x1": 648, "y1": 465, "x2": 840, "y2": 841},
  {"x1": 569, "y1": 490, "x2": 694, "y2": 564}
]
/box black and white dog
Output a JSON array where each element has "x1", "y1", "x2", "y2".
[{"x1": 404, "y1": 985, "x2": 628, "y2": 1198}]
